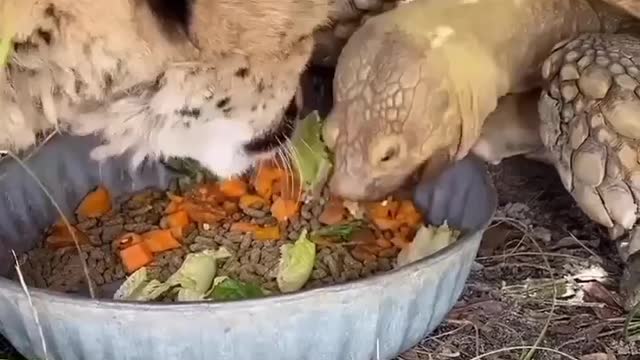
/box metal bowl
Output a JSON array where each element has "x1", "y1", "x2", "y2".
[{"x1": 0, "y1": 134, "x2": 496, "y2": 360}]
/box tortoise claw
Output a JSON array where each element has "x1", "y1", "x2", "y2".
[
  {"x1": 539, "y1": 33, "x2": 640, "y2": 310},
  {"x1": 539, "y1": 33, "x2": 640, "y2": 232}
]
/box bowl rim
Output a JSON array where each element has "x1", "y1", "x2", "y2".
[{"x1": 0, "y1": 213, "x2": 493, "y2": 312}]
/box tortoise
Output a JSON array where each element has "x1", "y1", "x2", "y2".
[{"x1": 322, "y1": 0, "x2": 640, "y2": 308}]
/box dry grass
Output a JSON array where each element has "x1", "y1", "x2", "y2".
[{"x1": 11, "y1": 251, "x2": 49, "y2": 360}]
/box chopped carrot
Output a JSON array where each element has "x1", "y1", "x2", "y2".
[
  {"x1": 366, "y1": 200, "x2": 399, "y2": 219},
  {"x1": 318, "y1": 201, "x2": 345, "y2": 225},
  {"x1": 219, "y1": 178, "x2": 248, "y2": 197},
  {"x1": 166, "y1": 210, "x2": 190, "y2": 229},
  {"x1": 270, "y1": 197, "x2": 300, "y2": 222},
  {"x1": 119, "y1": 242, "x2": 154, "y2": 273},
  {"x1": 378, "y1": 248, "x2": 398, "y2": 258},
  {"x1": 351, "y1": 246, "x2": 377, "y2": 262},
  {"x1": 182, "y1": 201, "x2": 226, "y2": 224},
  {"x1": 230, "y1": 222, "x2": 260, "y2": 233},
  {"x1": 115, "y1": 233, "x2": 143, "y2": 250},
  {"x1": 192, "y1": 183, "x2": 225, "y2": 203},
  {"x1": 170, "y1": 226, "x2": 185, "y2": 240},
  {"x1": 372, "y1": 217, "x2": 401, "y2": 231},
  {"x1": 271, "y1": 180, "x2": 283, "y2": 199},
  {"x1": 253, "y1": 164, "x2": 284, "y2": 199},
  {"x1": 254, "y1": 226, "x2": 281, "y2": 241},
  {"x1": 275, "y1": 173, "x2": 302, "y2": 201},
  {"x1": 165, "y1": 194, "x2": 185, "y2": 214},
  {"x1": 375, "y1": 238, "x2": 393, "y2": 249},
  {"x1": 390, "y1": 236, "x2": 411, "y2": 249},
  {"x1": 396, "y1": 225, "x2": 415, "y2": 239},
  {"x1": 351, "y1": 228, "x2": 377, "y2": 244},
  {"x1": 76, "y1": 185, "x2": 112, "y2": 218},
  {"x1": 360, "y1": 243, "x2": 383, "y2": 255},
  {"x1": 222, "y1": 201, "x2": 239, "y2": 215},
  {"x1": 239, "y1": 194, "x2": 266, "y2": 209},
  {"x1": 141, "y1": 229, "x2": 181, "y2": 253},
  {"x1": 45, "y1": 223, "x2": 89, "y2": 249},
  {"x1": 396, "y1": 200, "x2": 422, "y2": 227}
]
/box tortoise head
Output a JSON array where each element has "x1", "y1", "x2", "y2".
[{"x1": 324, "y1": 19, "x2": 463, "y2": 201}]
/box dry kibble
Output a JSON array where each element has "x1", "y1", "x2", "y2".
[{"x1": 14, "y1": 161, "x2": 435, "y2": 302}]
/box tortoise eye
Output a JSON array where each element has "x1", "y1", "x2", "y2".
[{"x1": 379, "y1": 146, "x2": 398, "y2": 163}]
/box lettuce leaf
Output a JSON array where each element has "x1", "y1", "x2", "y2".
[
  {"x1": 113, "y1": 267, "x2": 171, "y2": 301},
  {"x1": 210, "y1": 277, "x2": 266, "y2": 301},
  {"x1": 396, "y1": 222, "x2": 460, "y2": 268},
  {"x1": 166, "y1": 247, "x2": 231, "y2": 301},
  {"x1": 276, "y1": 229, "x2": 316, "y2": 293},
  {"x1": 291, "y1": 111, "x2": 333, "y2": 197}
]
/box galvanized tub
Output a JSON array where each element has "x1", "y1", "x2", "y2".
[{"x1": 0, "y1": 134, "x2": 497, "y2": 360}]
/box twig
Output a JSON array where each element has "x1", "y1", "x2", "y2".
[
  {"x1": 12, "y1": 251, "x2": 49, "y2": 360},
  {"x1": 469, "y1": 346, "x2": 579, "y2": 360},
  {"x1": 558, "y1": 327, "x2": 623, "y2": 349},
  {"x1": 565, "y1": 231, "x2": 600, "y2": 259},
  {"x1": 520, "y1": 235, "x2": 556, "y2": 360},
  {"x1": 478, "y1": 252, "x2": 584, "y2": 261}
]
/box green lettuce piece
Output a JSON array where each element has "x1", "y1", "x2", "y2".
[
  {"x1": 276, "y1": 229, "x2": 316, "y2": 293},
  {"x1": 113, "y1": 267, "x2": 171, "y2": 301},
  {"x1": 166, "y1": 247, "x2": 232, "y2": 301},
  {"x1": 291, "y1": 111, "x2": 333, "y2": 196},
  {"x1": 210, "y1": 276, "x2": 266, "y2": 301},
  {"x1": 396, "y1": 222, "x2": 461, "y2": 268}
]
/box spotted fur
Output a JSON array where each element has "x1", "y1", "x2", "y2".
[{"x1": 1, "y1": 0, "x2": 350, "y2": 177}]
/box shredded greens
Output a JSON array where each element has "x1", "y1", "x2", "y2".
[{"x1": 291, "y1": 111, "x2": 333, "y2": 197}]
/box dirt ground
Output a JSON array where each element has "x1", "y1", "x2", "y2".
[
  {"x1": 2, "y1": 156, "x2": 639, "y2": 360},
  {"x1": 395, "y1": 157, "x2": 640, "y2": 360}
]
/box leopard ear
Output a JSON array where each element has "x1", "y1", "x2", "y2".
[{"x1": 139, "y1": 0, "x2": 194, "y2": 40}]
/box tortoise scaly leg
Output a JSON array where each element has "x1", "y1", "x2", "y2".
[{"x1": 538, "y1": 33, "x2": 640, "y2": 309}]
